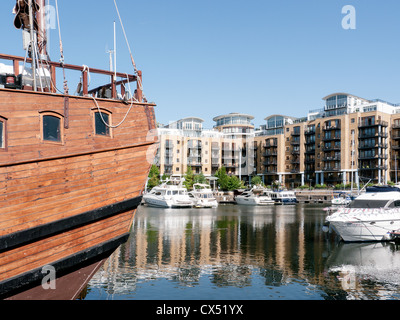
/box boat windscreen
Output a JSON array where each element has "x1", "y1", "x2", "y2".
[{"x1": 348, "y1": 199, "x2": 389, "y2": 208}]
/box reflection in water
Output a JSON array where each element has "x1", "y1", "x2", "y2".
[
  {"x1": 326, "y1": 242, "x2": 400, "y2": 300},
  {"x1": 87, "y1": 204, "x2": 400, "y2": 300}
]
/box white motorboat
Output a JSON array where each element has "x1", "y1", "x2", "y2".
[
  {"x1": 143, "y1": 178, "x2": 193, "y2": 208},
  {"x1": 325, "y1": 186, "x2": 400, "y2": 242},
  {"x1": 331, "y1": 192, "x2": 352, "y2": 206},
  {"x1": 235, "y1": 187, "x2": 274, "y2": 206},
  {"x1": 189, "y1": 183, "x2": 218, "y2": 208},
  {"x1": 270, "y1": 190, "x2": 297, "y2": 205}
]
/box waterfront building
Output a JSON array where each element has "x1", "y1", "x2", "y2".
[
  {"x1": 156, "y1": 117, "x2": 222, "y2": 176},
  {"x1": 157, "y1": 113, "x2": 256, "y2": 182},
  {"x1": 212, "y1": 113, "x2": 257, "y2": 179},
  {"x1": 155, "y1": 93, "x2": 400, "y2": 188}
]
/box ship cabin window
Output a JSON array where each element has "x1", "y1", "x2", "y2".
[
  {"x1": 0, "y1": 116, "x2": 7, "y2": 150},
  {"x1": 0, "y1": 121, "x2": 3, "y2": 148},
  {"x1": 94, "y1": 110, "x2": 112, "y2": 137},
  {"x1": 40, "y1": 112, "x2": 63, "y2": 144}
]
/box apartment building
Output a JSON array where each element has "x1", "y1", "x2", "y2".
[
  {"x1": 156, "y1": 114, "x2": 256, "y2": 180},
  {"x1": 156, "y1": 93, "x2": 400, "y2": 188}
]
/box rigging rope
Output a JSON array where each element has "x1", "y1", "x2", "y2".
[
  {"x1": 54, "y1": 0, "x2": 69, "y2": 95},
  {"x1": 113, "y1": 0, "x2": 145, "y2": 99}
]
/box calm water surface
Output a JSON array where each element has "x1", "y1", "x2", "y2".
[{"x1": 85, "y1": 204, "x2": 400, "y2": 300}]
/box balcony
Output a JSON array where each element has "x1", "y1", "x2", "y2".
[
  {"x1": 264, "y1": 138, "x2": 278, "y2": 146},
  {"x1": 188, "y1": 140, "x2": 202, "y2": 149},
  {"x1": 322, "y1": 145, "x2": 341, "y2": 152},
  {"x1": 223, "y1": 162, "x2": 239, "y2": 168},
  {"x1": 323, "y1": 125, "x2": 341, "y2": 131},
  {"x1": 304, "y1": 139, "x2": 315, "y2": 145},
  {"x1": 188, "y1": 160, "x2": 202, "y2": 167},
  {"x1": 359, "y1": 131, "x2": 388, "y2": 139},
  {"x1": 358, "y1": 119, "x2": 388, "y2": 128},
  {"x1": 263, "y1": 160, "x2": 277, "y2": 165},
  {"x1": 264, "y1": 169, "x2": 278, "y2": 175},
  {"x1": 322, "y1": 156, "x2": 341, "y2": 162},
  {"x1": 263, "y1": 151, "x2": 277, "y2": 156},
  {"x1": 304, "y1": 128, "x2": 315, "y2": 135},
  {"x1": 358, "y1": 154, "x2": 388, "y2": 160},
  {"x1": 392, "y1": 133, "x2": 400, "y2": 140},
  {"x1": 359, "y1": 165, "x2": 388, "y2": 171},
  {"x1": 358, "y1": 142, "x2": 388, "y2": 149},
  {"x1": 323, "y1": 166, "x2": 341, "y2": 172},
  {"x1": 322, "y1": 135, "x2": 341, "y2": 142}
]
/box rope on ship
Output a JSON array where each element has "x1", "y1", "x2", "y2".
[{"x1": 87, "y1": 0, "x2": 147, "y2": 129}]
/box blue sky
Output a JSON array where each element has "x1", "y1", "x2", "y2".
[{"x1": 1, "y1": 0, "x2": 400, "y2": 129}]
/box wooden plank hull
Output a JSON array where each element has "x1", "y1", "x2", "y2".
[{"x1": 0, "y1": 88, "x2": 158, "y2": 298}]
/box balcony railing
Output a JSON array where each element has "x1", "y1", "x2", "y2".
[{"x1": 358, "y1": 119, "x2": 388, "y2": 128}]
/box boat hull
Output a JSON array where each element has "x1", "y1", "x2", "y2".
[
  {"x1": 328, "y1": 219, "x2": 400, "y2": 242},
  {"x1": 143, "y1": 196, "x2": 193, "y2": 208},
  {"x1": 193, "y1": 199, "x2": 218, "y2": 208},
  {"x1": 273, "y1": 198, "x2": 297, "y2": 205},
  {"x1": 326, "y1": 209, "x2": 400, "y2": 242},
  {"x1": 0, "y1": 88, "x2": 157, "y2": 298}
]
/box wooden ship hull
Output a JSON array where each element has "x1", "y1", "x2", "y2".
[{"x1": 0, "y1": 51, "x2": 157, "y2": 298}]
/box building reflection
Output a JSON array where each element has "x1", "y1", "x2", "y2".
[{"x1": 89, "y1": 205, "x2": 400, "y2": 299}]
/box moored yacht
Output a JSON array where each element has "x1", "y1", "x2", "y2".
[
  {"x1": 143, "y1": 178, "x2": 193, "y2": 208},
  {"x1": 325, "y1": 186, "x2": 400, "y2": 242},
  {"x1": 189, "y1": 183, "x2": 218, "y2": 208},
  {"x1": 270, "y1": 190, "x2": 297, "y2": 205},
  {"x1": 235, "y1": 187, "x2": 274, "y2": 206},
  {"x1": 331, "y1": 192, "x2": 352, "y2": 206}
]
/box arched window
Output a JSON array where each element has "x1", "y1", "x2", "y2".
[
  {"x1": 93, "y1": 109, "x2": 112, "y2": 137},
  {"x1": 39, "y1": 111, "x2": 64, "y2": 144}
]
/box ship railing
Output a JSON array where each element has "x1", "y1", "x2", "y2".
[{"x1": 0, "y1": 53, "x2": 140, "y2": 101}]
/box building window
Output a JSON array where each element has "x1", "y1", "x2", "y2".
[
  {"x1": 94, "y1": 111, "x2": 111, "y2": 136},
  {"x1": 40, "y1": 112, "x2": 63, "y2": 143}
]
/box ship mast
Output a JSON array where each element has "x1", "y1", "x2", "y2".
[
  {"x1": 35, "y1": 0, "x2": 47, "y2": 59},
  {"x1": 27, "y1": 0, "x2": 37, "y2": 90},
  {"x1": 27, "y1": 0, "x2": 47, "y2": 91}
]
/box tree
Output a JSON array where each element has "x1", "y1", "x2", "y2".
[
  {"x1": 215, "y1": 167, "x2": 229, "y2": 191},
  {"x1": 194, "y1": 172, "x2": 207, "y2": 184},
  {"x1": 214, "y1": 167, "x2": 245, "y2": 191},
  {"x1": 183, "y1": 166, "x2": 195, "y2": 190},
  {"x1": 251, "y1": 175, "x2": 262, "y2": 186},
  {"x1": 226, "y1": 175, "x2": 245, "y2": 191},
  {"x1": 147, "y1": 164, "x2": 160, "y2": 190}
]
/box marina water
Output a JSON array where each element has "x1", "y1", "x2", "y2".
[{"x1": 85, "y1": 204, "x2": 400, "y2": 300}]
